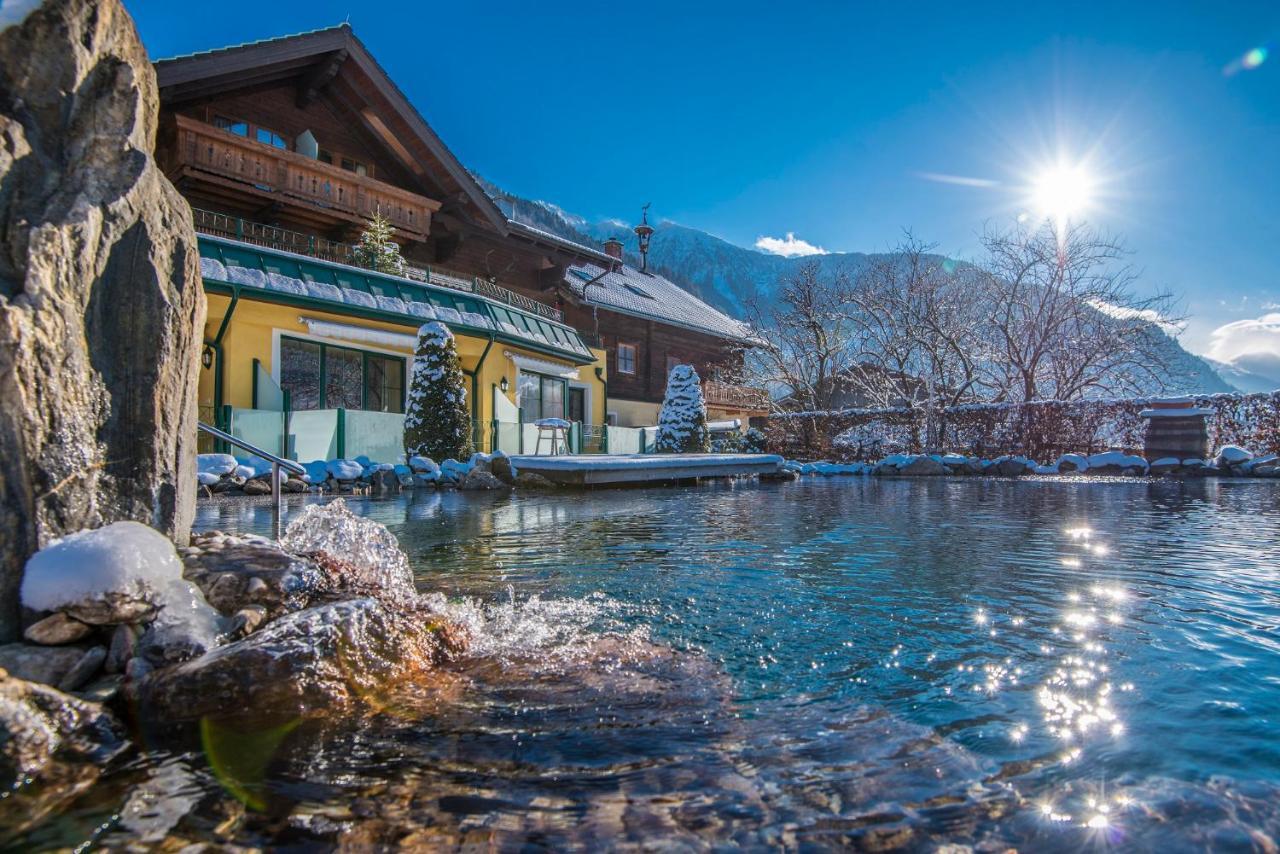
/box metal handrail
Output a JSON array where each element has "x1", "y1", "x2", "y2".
[{"x1": 198, "y1": 421, "x2": 305, "y2": 539}]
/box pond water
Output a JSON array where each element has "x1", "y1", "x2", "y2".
[{"x1": 20, "y1": 478, "x2": 1280, "y2": 850}]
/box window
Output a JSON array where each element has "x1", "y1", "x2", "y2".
[
  {"x1": 279, "y1": 337, "x2": 405, "y2": 413},
  {"x1": 517, "y1": 371, "x2": 566, "y2": 422},
  {"x1": 255, "y1": 127, "x2": 288, "y2": 149},
  {"x1": 319, "y1": 149, "x2": 370, "y2": 177},
  {"x1": 617, "y1": 342, "x2": 638, "y2": 375},
  {"x1": 213, "y1": 115, "x2": 248, "y2": 137}
]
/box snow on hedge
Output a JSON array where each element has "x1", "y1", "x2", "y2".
[{"x1": 654, "y1": 364, "x2": 710, "y2": 453}]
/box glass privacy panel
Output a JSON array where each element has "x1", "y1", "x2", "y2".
[
  {"x1": 540, "y1": 376, "x2": 564, "y2": 420},
  {"x1": 364, "y1": 354, "x2": 405, "y2": 413},
  {"x1": 280, "y1": 338, "x2": 321, "y2": 410},
  {"x1": 324, "y1": 347, "x2": 363, "y2": 410}
]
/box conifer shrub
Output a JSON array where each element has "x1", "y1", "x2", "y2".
[{"x1": 404, "y1": 322, "x2": 473, "y2": 461}]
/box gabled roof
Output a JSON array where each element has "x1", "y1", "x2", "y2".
[
  {"x1": 564, "y1": 263, "x2": 754, "y2": 343},
  {"x1": 156, "y1": 25, "x2": 510, "y2": 235}
]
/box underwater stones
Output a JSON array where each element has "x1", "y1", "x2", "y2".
[
  {"x1": 131, "y1": 598, "x2": 464, "y2": 724},
  {"x1": 0, "y1": 667, "x2": 126, "y2": 787},
  {"x1": 23, "y1": 613, "x2": 92, "y2": 646},
  {"x1": 20, "y1": 522, "x2": 184, "y2": 626}
]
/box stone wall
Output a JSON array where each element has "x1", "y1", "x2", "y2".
[{"x1": 0, "y1": 0, "x2": 205, "y2": 640}]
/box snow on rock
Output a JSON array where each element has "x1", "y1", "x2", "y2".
[
  {"x1": 232, "y1": 465, "x2": 255, "y2": 480},
  {"x1": 1056, "y1": 453, "x2": 1090, "y2": 473},
  {"x1": 326, "y1": 459, "x2": 364, "y2": 481},
  {"x1": 439, "y1": 458, "x2": 472, "y2": 482},
  {"x1": 1033, "y1": 463, "x2": 1060, "y2": 474},
  {"x1": 1086, "y1": 451, "x2": 1149, "y2": 471},
  {"x1": 1151, "y1": 457, "x2": 1182, "y2": 467},
  {"x1": 280, "y1": 499, "x2": 416, "y2": 601},
  {"x1": 409, "y1": 456, "x2": 439, "y2": 474},
  {"x1": 21, "y1": 522, "x2": 182, "y2": 625},
  {"x1": 303, "y1": 460, "x2": 329, "y2": 484},
  {"x1": 197, "y1": 472, "x2": 220, "y2": 487},
  {"x1": 940, "y1": 453, "x2": 970, "y2": 466},
  {"x1": 1216, "y1": 446, "x2": 1253, "y2": 465},
  {"x1": 197, "y1": 454, "x2": 237, "y2": 476}
]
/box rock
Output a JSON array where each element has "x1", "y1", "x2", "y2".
[
  {"x1": 490, "y1": 453, "x2": 516, "y2": 484},
  {"x1": 0, "y1": 643, "x2": 88, "y2": 687},
  {"x1": 897, "y1": 456, "x2": 948, "y2": 476},
  {"x1": 759, "y1": 468, "x2": 799, "y2": 482},
  {"x1": 20, "y1": 521, "x2": 183, "y2": 625},
  {"x1": 57, "y1": 646, "x2": 107, "y2": 692},
  {"x1": 197, "y1": 454, "x2": 238, "y2": 477},
  {"x1": 1253, "y1": 464, "x2": 1280, "y2": 478},
  {"x1": 74, "y1": 674, "x2": 123, "y2": 705},
  {"x1": 282, "y1": 478, "x2": 310, "y2": 493},
  {"x1": 408, "y1": 455, "x2": 439, "y2": 474},
  {"x1": 369, "y1": 468, "x2": 400, "y2": 492},
  {"x1": 0, "y1": 0, "x2": 205, "y2": 641},
  {"x1": 131, "y1": 598, "x2": 465, "y2": 725},
  {"x1": 993, "y1": 458, "x2": 1028, "y2": 478},
  {"x1": 1216, "y1": 445, "x2": 1253, "y2": 466},
  {"x1": 242, "y1": 478, "x2": 273, "y2": 496},
  {"x1": 183, "y1": 531, "x2": 329, "y2": 619},
  {"x1": 196, "y1": 485, "x2": 214, "y2": 500},
  {"x1": 0, "y1": 668, "x2": 126, "y2": 789},
  {"x1": 23, "y1": 613, "x2": 92, "y2": 646},
  {"x1": 514, "y1": 472, "x2": 557, "y2": 489},
  {"x1": 227, "y1": 606, "x2": 266, "y2": 640},
  {"x1": 105, "y1": 623, "x2": 138, "y2": 674},
  {"x1": 461, "y1": 469, "x2": 508, "y2": 491}
]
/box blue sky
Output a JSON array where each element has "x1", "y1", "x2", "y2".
[{"x1": 127, "y1": 1, "x2": 1279, "y2": 358}]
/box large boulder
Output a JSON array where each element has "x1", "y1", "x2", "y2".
[
  {"x1": 181, "y1": 531, "x2": 331, "y2": 620},
  {"x1": 0, "y1": 0, "x2": 205, "y2": 641},
  {"x1": 131, "y1": 598, "x2": 465, "y2": 725},
  {"x1": 897, "y1": 456, "x2": 947, "y2": 477}
]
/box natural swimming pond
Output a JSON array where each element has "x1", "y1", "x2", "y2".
[{"x1": 23, "y1": 478, "x2": 1280, "y2": 849}]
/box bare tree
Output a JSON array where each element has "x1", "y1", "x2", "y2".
[{"x1": 978, "y1": 220, "x2": 1182, "y2": 402}]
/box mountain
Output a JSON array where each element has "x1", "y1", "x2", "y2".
[
  {"x1": 1206, "y1": 354, "x2": 1280, "y2": 394},
  {"x1": 483, "y1": 180, "x2": 1235, "y2": 396}
]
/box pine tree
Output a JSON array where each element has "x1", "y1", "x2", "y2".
[
  {"x1": 404, "y1": 322, "x2": 473, "y2": 461},
  {"x1": 654, "y1": 364, "x2": 710, "y2": 453},
  {"x1": 351, "y1": 211, "x2": 405, "y2": 275}
]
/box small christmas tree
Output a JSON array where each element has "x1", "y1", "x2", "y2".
[
  {"x1": 404, "y1": 322, "x2": 473, "y2": 461},
  {"x1": 654, "y1": 364, "x2": 710, "y2": 453},
  {"x1": 352, "y1": 211, "x2": 405, "y2": 275}
]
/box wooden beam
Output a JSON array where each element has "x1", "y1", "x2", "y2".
[{"x1": 296, "y1": 49, "x2": 348, "y2": 108}]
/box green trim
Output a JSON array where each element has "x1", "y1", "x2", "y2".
[
  {"x1": 208, "y1": 287, "x2": 241, "y2": 420},
  {"x1": 251, "y1": 357, "x2": 260, "y2": 409},
  {"x1": 336, "y1": 408, "x2": 346, "y2": 458}
]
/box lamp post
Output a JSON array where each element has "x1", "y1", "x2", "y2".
[{"x1": 634, "y1": 203, "x2": 654, "y2": 273}]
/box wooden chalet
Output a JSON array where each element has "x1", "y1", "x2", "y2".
[{"x1": 153, "y1": 24, "x2": 764, "y2": 460}]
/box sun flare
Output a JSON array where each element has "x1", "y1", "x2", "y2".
[{"x1": 1031, "y1": 163, "x2": 1094, "y2": 226}]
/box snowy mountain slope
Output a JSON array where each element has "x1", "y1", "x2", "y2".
[
  {"x1": 1206, "y1": 354, "x2": 1280, "y2": 394},
  {"x1": 482, "y1": 180, "x2": 1234, "y2": 396}
]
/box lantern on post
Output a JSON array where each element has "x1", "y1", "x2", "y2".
[{"x1": 634, "y1": 203, "x2": 654, "y2": 273}]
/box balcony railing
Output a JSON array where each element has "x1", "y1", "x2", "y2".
[
  {"x1": 703, "y1": 380, "x2": 770, "y2": 411},
  {"x1": 173, "y1": 115, "x2": 439, "y2": 238},
  {"x1": 190, "y1": 208, "x2": 565, "y2": 323}
]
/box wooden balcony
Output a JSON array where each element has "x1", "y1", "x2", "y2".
[
  {"x1": 703, "y1": 381, "x2": 770, "y2": 413},
  {"x1": 169, "y1": 115, "x2": 440, "y2": 240}
]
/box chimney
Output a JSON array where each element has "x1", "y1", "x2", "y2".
[{"x1": 603, "y1": 237, "x2": 624, "y2": 260}]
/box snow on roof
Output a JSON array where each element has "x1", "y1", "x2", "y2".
[{"x1": 564, "y1": 262, "x2": 754, "y2": 344}]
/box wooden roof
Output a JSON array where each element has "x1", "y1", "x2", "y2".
[{"x1": 156, "y1": 24, "x2": 604, "y2": 262}]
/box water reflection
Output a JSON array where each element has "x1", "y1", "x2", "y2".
[{"x1": 130, "y1": 480, "x2": 1280, "y2": 847}]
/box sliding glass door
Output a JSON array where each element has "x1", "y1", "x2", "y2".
[{"x1": 517, "y1": 371, "x2": 567, "y2": 422}]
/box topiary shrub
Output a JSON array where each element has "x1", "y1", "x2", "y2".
[
  {"x1": 654, "y1": 364, "x2": 710, "y2": 453},
  {"x1": 404, "y1": 322, "x2": 473, "y2": 461}
]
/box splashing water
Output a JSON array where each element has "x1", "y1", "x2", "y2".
[{"x1": 280, "y1": 499, "x2": 416, "y2": 600}]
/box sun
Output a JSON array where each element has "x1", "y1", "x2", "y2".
[{"x1": 1031, "y1": 163, "x2": 1094, "y2": 227}]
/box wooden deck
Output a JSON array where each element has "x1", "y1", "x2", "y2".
[{"x1": 508, "y1": 453, "x2": 784, "y2": 486}]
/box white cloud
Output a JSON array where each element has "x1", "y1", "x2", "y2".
[
  {"x1": 1207, "y1": 312, "x2": 1280, "y2": 363},
  {"x1": 1087, "y1": 299, "x2": 1184, "y2": 333},
  {"x1": 755, "y1": 232, "x2": 829, "y2": 258},
  {"x1": 916, "y1": 171, "x2": 1000, "y2": 189}
]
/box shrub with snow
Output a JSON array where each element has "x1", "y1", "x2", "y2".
[
  {"x1": 404, "y1": 322, "x2": 473, "y2": 462},
  {"x1": 740, "y1": 427, "x2": 767, "y2": 454},
  {"x1": 654, "y1": 364, "x2": 710, "y2": 454}
]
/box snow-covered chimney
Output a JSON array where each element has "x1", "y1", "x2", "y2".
[{"x1": 603, "y1": 237, "x2": 623, "y2": 260}]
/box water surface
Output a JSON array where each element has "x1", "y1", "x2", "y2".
[{"x1": 22, "y1": 478, "x2": 1280, "y2": 849}]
